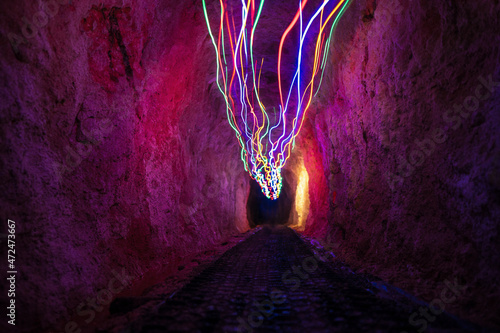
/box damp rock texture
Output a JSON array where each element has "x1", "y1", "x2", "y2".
[
  {"x1": 302, "y1": 0, "x2": 500, "y2": 328},
  {"x1": 0, "y1": 0, "x2": 249, "y2": 330}
]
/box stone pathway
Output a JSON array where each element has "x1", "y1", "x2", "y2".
[{"x1": 111, "y1": 225, "x2": 490, "y2": 333}]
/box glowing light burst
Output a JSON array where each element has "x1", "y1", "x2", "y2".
[{"x1": 202, "y1": 0, "x2": 352, "y2": 200}]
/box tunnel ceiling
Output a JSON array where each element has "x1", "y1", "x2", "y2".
[{"x1": 201, "y1": 0, "x2": 351, "y2": 201}]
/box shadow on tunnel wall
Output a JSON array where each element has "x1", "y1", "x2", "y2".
[{"x1": 246, "y1": 176, "x2": 293, "y2": 227}]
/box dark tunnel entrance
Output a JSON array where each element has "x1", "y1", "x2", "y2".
[{"x1": 246, "y1": 177, "x2": 293, "y2": 227}]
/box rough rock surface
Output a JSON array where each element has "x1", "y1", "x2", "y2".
[
  {"x1": 302, "y1": 0, "x2": 500, "y2": 328},
  {"x1": 0, "y1": 0, "x2": 249, "y2": 331}
]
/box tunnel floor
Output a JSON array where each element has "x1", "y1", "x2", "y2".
[{"x1": 108, "y1": 226, "x2": 482, "y2": 332}]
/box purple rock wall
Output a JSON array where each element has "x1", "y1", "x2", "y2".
[
  {"x1": 1, "y1": 0, "x2": 249, "y2": 330},
  {"x1": 302, "y1": 0, "x2": 500, "y2": 327}
]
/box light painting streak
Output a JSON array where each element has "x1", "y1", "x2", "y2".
[{"x1": 202, "y1": 0, "x2": 352, "y2": 200}]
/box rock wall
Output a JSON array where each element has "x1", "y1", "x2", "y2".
[
  {"x1": 303, "y1": 0, "x2": 500, "y2": 328},
  {"x1": 0, "y1": 0, "x2": 249, "y2": 330}
]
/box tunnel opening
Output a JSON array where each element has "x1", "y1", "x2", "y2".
[
  {"x1": 246, "y1": 176, "x2": 293, "y2": 227},
  {"x1": 289, "y1": 158, "x2": 310, "y2": 231}
]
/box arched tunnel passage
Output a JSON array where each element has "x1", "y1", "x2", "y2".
[
  {"x1": 246, "y1": 176, "x2": 293, "y2": 227},
  {"x1": 2, "y1": 0, "x2": 499, "y2": 330}
]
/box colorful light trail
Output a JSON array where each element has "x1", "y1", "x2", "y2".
[{"x1": 202, "y1": 0, "x2": 352, "y2": 200}]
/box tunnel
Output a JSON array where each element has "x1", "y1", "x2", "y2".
[
  {"x1": 0, "y1": 0, "x2": 499, "y2": 332},
  {"x1": 247, "y1": 177, "x2": 293, "y2": 227}
]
